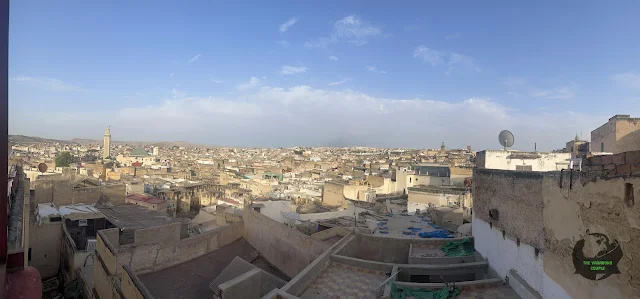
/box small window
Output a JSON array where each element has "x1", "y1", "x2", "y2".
[
  {"x1": 409, "y1": 177, "x2": 412, "y2": 183},
  {"x1": 601, "y1": 143, "x2": 604, "y2": 152},
  {"x1": 79, "y1": 219, "x2": 88, "y2": 227}
]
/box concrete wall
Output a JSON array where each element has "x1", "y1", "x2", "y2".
[
  {"x1": 118, "y1": 221, "x2": 244, "y2": 274},
  {"x1": 407, "y1": 189, "x2": 460, "y2": 211},
  {"x1": 121, "y1": 265, "x2": 154, "y2": 299},
  {"x1": 244, "y1": 207, "x2": 330, "y2": 278},
  {"x1": 33, "y1": 179, "x2": 126, "y2": 205},
  {"x1": 29, "y1": 222, "x2": 62, "y2": 279},
  {"x1": 336, "y1": 233, "x2": 474, "y2": 264},
  {"x1": 476, "y1": 150, "x2": 570, "y2": 171},
  {"x1": 322, "y1": 181, "x2": 345, "y2": 206}
]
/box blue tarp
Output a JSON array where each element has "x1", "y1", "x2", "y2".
[{"x1": 418, "y1": 229, "x2": 453, "y2": 238}]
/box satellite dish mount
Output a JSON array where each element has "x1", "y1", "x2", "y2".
[{"x1": 499, "y1": 130, "x2": 515, "y2": 151}]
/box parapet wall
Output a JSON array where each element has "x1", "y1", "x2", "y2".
[
  {"x1": 34, "y1": 180, "x2": 125, "y2": 205},
  {"x1": 243, "y1": 207, "x2": 330, "y2": 278},
  {"x1": 472, "y1": 155, "x2": 640, "y2": 298}
]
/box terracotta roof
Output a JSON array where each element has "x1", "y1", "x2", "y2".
[{"x1": 126, "y1": 193, "x2": 165, "y2": 204}]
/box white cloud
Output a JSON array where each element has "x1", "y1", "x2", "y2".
[
  {"x1": 305, "y1": 15, "x2": 383, "y2": 48},
  {"x1": 413, "y1": 46, "x2": 445, "y2": 66},
  {"x1": 188, "y1": 54, "x2": 201, "y2": 64},
  {"x1": 445, "y1": 33, "x2": 461, "y2": 40},
  {"x1": 446, "y1": 52, "x2": 481, "y2": 76},
  {"x1": 169, "y1": 73, "x2": 175, "y2": 78},
  {"x1": 12, "y1": 76, "x2": 87, "y2": 92},
  {"x1": 612, "y1": 72, "x2": 640, "y2": 89},
  {"x1": 366, "y1": 66, "x2": 386, "y2": 74},
  {"x1": 236, "y1": 77, "x2": 261, "y2": 90},
  {"x1": 210, "y1": 78, "x2": 223, "y2": 84},
  {"x1": 281, "y1": 65, "x2": 308, "y2": 75},
  {"x1": 280, "y1": 17, "x2": 299, "y2": 32},
  {"x1": 329, "y1": 56, "x2": 339, "y2": 61},
  {"x1": 18, "y1": 85, "x2": 604, "y2": 149},
  {"x1": 277, "y1": 40, "x2": 291, "y2": 47},
  {"x1": 328, "y1": 78, "x2": 351, "y2": 86}
]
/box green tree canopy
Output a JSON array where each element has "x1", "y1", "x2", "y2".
[{"x1": 55, "y1": 151, "x2": 74, "y2": 167}]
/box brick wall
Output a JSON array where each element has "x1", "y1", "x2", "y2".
[{"x1": 581, "y1": 151, "x2": 640, "y2": 178}]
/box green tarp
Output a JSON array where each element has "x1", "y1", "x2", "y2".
[
  {"x1": 440, "y1": 237, "x2": 475, "y2": 257},
  {"x1": 391, "y1": 283, "x2": 460, "y2": 299}
]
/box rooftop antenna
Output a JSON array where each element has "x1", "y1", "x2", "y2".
[{"x1": 498, "y1": 130, "x2": 515, "y2": 151}]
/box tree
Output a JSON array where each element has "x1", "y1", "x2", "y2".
[{"x1": 55, "y1": 151, "x2": 74, "y2": 167}]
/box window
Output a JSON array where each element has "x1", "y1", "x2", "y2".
[
  {"x1": 409, "y1": 177, "x2": 412, "y2": 183},
  {"x1": 601, "y1": 143, "x2": 604, "y2": 152}
]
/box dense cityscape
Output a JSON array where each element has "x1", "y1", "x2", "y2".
[{"x1": 4, "y1": 114, "x2": 640, "y2": 298}]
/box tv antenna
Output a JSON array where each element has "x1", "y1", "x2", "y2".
[{"x1": 498, "y1": 130, "x2": 515, "y2": 151}]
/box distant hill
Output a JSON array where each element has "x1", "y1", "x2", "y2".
[
  {"x1": 9, "y1": 134, "x2": 213, "y2": 148},
  {"x1": 9, "y1": 135, "x2": 76, "y2": 144},
  {"x1": 71, "y1": 138, "x2": 211, "y2": 148}
]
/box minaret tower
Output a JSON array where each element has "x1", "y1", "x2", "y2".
[{"x1": 103, "y1": 127, "x2": 111, "y2": 159}]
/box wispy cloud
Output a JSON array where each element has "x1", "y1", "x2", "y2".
[
  {"x1": 237, "y1": 77, "x2": 261, "y2": 90},
  {"x1": 12, "y1": 76, "x2": 87, "y2": 92},
  {"x1": 169, "y1": 73, "x2": 175, "y2": 78},
  {"x1": 445, "y1": 33, "x2": 461, "y2": 40},
  {"x1": 612, "y1": 72, "x2": 640, "y2": 89},
  {"x1": 366, "y1": 66, "x2": 386, "y2": 74},
  {"x1": 188, "y1": 54, "x2": 201, "y2": 64},
  {"x1": 280, "y1": 17, "x2": 299, "y2": 32},
  {"x1": 209, "y1": 76, "x2": 223, "y2": 84},
  {"x1": 503, "y1": 77, "x2": 577, "y2": 99},
  {"x1": 531, "y1": 86, "x2": 575, "y2": 99},
  {"x1": 329, "y1": 56, "x2": 339, "y2": 61},
  {"x1": 305, "y1": 15, "x2": 383, "y2": 48},
  {"x1": 413, "y1": 46, "x2": 445, "y2": 66},
  {"x1": 413, "y1": 46, "x2": 479, "y2": 75},
  {"x1": 277, "y1": 40, "x2": 291, "y2": 47},
  {"x1": 172, "y1": 88, "x2": 187, "y2": 98},
  {"x1": 328, "y1": 78, "x2": 352, "y2": 86},
  {"x1": 281, "y1": 65, "x2": 308, "y2": 75},
  {"x1": 446, "y1": 52, "x2": 481, "y2": 76}
]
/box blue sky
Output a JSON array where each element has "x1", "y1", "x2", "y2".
[{"x1": 8, "y1": 1, "x2": 640, "y2": 149}]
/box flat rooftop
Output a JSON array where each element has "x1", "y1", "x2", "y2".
[
  {"x1": 138, "y1": 238, "x2": 288, "y2": 299},
  {"x1": 372, "y1": 213, "x2": 438, "y2": 239},
  {"x1": 96, "y1": 204, "x2": 182, "y2": 230},
  {"x1": 300, "y1": 262, "x2": 386, "y2": 299}
]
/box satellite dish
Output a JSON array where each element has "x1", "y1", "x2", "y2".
[
  {"x1": 38, "y1": 163, "x2": 48, "y2": 173},
  {"x1": 498, "y1": 130, "x2": 515, "y2": 151}
]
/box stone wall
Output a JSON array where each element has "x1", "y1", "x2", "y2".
[
  {"x1": 243, "y1": 207, "x2": 330, "y2": 278},
  {"x1": 472, "y1": 168, "x2": 545, "y2": 250},
  {"x1": 473, "y1": 155, "x2": 640, "y2": 298}
]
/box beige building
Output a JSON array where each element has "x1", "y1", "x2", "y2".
[
  {"x1": 565, "y1": 135, "x2": 590, "y2": 159},
  {"x1": 591, "y1": 114, "x2": 640, "y2": 154}
]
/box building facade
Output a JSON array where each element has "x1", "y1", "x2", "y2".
[{"x1": 591, "y1": 114, "x2": 640, "y2": 154}]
